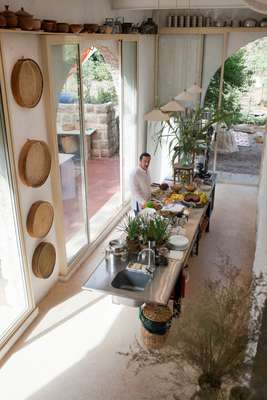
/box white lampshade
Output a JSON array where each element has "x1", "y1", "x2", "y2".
[
  {"x1": 144, "y1": 108, "x2": 170, "y2": 121},
  {"x1": 174, "y1": 89, "x2": 195, "y2": 102},
  {"x1": 188, "y1": 84, "x2": 202, "y2": 94},
  {"x1": 160, "y1": 100, "x2": 185, "y2": 113}
]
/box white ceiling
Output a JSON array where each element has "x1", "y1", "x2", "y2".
[{"x1": 111, "y1": 0, "x2": 247, "y2": 10}]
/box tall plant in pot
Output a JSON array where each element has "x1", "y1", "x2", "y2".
[
  {"x1": 139, "y1": 215, "x2": 170, "y2": 248},
  {"x1": 154, "y1": 107, "x2": 231, "y2": 171},
  {"x1": 118, "y1": 215, "x2": 141, "y2": 253}
]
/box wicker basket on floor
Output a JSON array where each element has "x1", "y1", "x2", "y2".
[{"x1": 140, "y1": 304, "x2": 172, "y2": 350}]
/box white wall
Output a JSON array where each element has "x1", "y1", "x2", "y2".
[
  {"x1": 0, "y1": 0, "x2": 151, "y2": 24},
  {"x1": 0, "y1": 33, "x2": 59, "y2": 304}
]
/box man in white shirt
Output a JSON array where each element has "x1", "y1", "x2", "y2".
[{"x1": 130, "y1": 152, "x2": 151, "y2": 214}]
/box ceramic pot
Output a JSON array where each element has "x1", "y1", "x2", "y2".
[
  {"x1": 1, "y1": 5, "x2": 18, "y2": 27},
  {"x1": 32, "y1": 19, "x2": 41, "y2": 31},
  {"x1": 19, "y1": 17, "x2": 34, "y2": 31},
  {"x1": 69, "y1": 24, "x2": 83, "y2": 33},
  {"x1": 42, "y1": 20, "x2": 57, "y2": 32},
  {"x1": 83, "y1": 23, "x2": 99, "y2": 33},
  {"x1": 0, "y1": 14, "x2": 6, "y2": 27},
  {"x1": 56, "y1": 22, "x2": 69, "y2": 33}
]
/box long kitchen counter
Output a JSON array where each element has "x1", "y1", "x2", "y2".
[{"x1": 82, "y1": 182, "x2": 215, "y2": 306}]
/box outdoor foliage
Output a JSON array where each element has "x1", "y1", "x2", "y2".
[
  {"x1": 83, "y1": 49, "x2": 118, "y2": 104},
  {"x1": 204, "y1": 49, "x2": 253, "y2": 124}
]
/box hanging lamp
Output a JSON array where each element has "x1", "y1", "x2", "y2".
[
  {"x1": 160, "y1": 100, "x2": 185, "y2": 113},
  {"x1": 144, "y1": 108, "x2": 170, "y2": 121},
  {"x1": 188, "y1": 83, "x2": 202, "y2": 94},
  {"x1": 174, "y1": 89, "x2": 195, "y2": 102}
]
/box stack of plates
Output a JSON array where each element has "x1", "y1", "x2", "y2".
[{"x1": 168, "y1": 235, "x2": 189, "y2": 251}]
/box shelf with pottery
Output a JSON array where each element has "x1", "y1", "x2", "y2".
[{"x1": 159, "y1": 27, "x2": 267, "y2": 34}]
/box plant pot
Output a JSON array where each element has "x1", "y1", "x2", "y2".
[{"x1": 126, "y1": 238, "x2": 140, "y2": 254}]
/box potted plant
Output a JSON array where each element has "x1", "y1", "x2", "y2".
[
  {"x1": 154, "y1": 107, "x2": 231, "y2": 173},
  {"x1": 139, "y1": 215, "x2": 170, "y2": 248},
  {"x1": 118, "y1": 215, "x2": 141, "y2": 253}
]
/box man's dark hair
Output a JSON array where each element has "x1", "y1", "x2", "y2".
[{"x1": 139, "y1": 152, "x2": 151, "y2": 161}]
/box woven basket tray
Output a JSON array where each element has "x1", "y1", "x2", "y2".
[
  {"x1": 27, "y1": 201, "x2": 54, "y2": 238},
  {"x1": 32, "y1": 242, "x2": 56, "y2": 279},
  {"x1": 18, "y1": 139, "x2": 51, "y2": 187}
]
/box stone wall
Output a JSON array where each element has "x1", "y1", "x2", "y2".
[{"x1": 57, "y1": 102, "x2": 119, "y2": 158}]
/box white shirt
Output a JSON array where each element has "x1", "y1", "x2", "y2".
[{"x1": 129, "y1": 166, "x2": 151, "y2": 211}]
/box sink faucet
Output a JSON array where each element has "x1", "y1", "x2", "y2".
[{"x1": 137, "y1": 241, "x2": 156, "y2": 276}]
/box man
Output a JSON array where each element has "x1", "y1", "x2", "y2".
[{"x1": 130, "y1": 152, "x2": 151, "y2": 215}]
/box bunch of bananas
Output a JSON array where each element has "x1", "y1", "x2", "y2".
[{"x1": 199, "y1": 192, "x2": 209, "y2": 205}]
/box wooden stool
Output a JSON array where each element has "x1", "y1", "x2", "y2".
[{"x1": 173, "y1": 163, "x2": 194, "y2": 184}]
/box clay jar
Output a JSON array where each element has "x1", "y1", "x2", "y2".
[
  {"x1": 42, "y1": 20, "x2": 57, "y2": 32},
  {"x1": 1, "y1": 5, "x2": 18, "y2": 28},
  {"x1": 16, "y1": 7, "x2": 34, "y2": 30},
  {"x1": 0, "y1": 14, "x2": 6, "y2": 27}
]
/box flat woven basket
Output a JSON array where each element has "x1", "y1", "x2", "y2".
[
  {"x1": 11, "y1": 58, "x2": 43, "y2": 108},
  {"x1": 18, "y1": 139, "x2": 51, "y2": 187},
  {"x1": 27, "y1": 201, "x2": 54, "y2": 238},
  {"x1": 32, "y1": 242, "x2": 56, "y2": 279}
]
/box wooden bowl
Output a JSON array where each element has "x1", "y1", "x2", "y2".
[
  {"x1": 32, "y1": 19, "x2": 41, "y2": 31},
  {"x1": 27, "y1": 201, "x2": 54, "y2": 238},
  {"x1": 32, "y1": 242, "x2": 56, "y2": 279},
  {"x1": 56, "y1": 22, "x2": 69, "y2": 33},
  {"x1": 69, "y1": 24, "x2": 83, "y2": 33},
  {"x1": 18, "y1": 139, "x2": 51, "y2": 187},
  {"x1": 11, "y1": 58, "x2": 43, "y2": 108}
]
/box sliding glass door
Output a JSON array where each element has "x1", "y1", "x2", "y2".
[
  {"x1": 49, "y1": 38, "x2": 138, "y2": 265},
  {"x1": 0, "y1": 87, "x2": 31, "y2": 344}
]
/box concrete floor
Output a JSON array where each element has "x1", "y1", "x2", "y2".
[{"x1": 0, "y1": 183, "x2": 258, "y2": 400}]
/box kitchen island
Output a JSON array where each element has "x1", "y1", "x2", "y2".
[{"x1": 82, "y1": 180, "x2": 215, "y2": 310}]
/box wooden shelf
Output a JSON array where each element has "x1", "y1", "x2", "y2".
[
  {"x1": 0, "y1": 28, "x2": 143, "y2": 41},
  {"x1": 159, "y1": 27, "x2": 267, "y2": 35}
]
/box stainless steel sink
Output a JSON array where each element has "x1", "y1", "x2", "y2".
[{"x1": 111, "y1": 269, "x2": 150, "y2": 292}]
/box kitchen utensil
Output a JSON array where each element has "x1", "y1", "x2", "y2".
[
  {"x1": 11, "y1": 58, "x2": 43, "y2": 108},
  {"x1": 27, "y1": 201, "x2": 54, "y2": 238},
  {"x1": 42, "y1": 19, "x2": 57, "y2": 32},
  {"x1": 205, "y1": 16, "x2": 212, "y2": 27},
  {"x1": 197, "y1": 15, "x2": 203, "y2": 27},
  {"x1": 167, "y1": 15, "x2": 172, "y2": 27},
  {"x1": 18, "y1": 139, "x2": 51, "y2": 187},
  {"x1": 83, "y1": 23, "x2": 99, "y2": 33},
  {"x1": 0, "y1": 14, "x2": 6, "y2": 27},
  {"x1": 215, "y1": 19, "x2": 225, "y2": 27},
  {"x1": 32, "y1": 242, "x2": 56, "y2": 279},
  {"x1": 259, "y1": 18, "x2": 267, "y2": 27},
  {"x1": 173, "y1": 15, "x2": 178, "y2": 27},
  {"x1": 185, "y1": 15, "x2": 190, "y2": 27},
  {"x1": 16, "y1": 7, "x2": 33, "y2": 30}
]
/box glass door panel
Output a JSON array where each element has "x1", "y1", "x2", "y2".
[
  {"x1": 80, "y1": 42, "x2": 121, "y2": 242},
  {"x1": 0, "y1": 88, "x2": 30, "y2": 342},
  {"x1": 51, "y1": 44, "x2": 88, "y2": 261},
  {"x1": 121, "y1": 41, "x2": 138, "y2": 201}
]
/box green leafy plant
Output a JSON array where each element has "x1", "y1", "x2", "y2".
[
  {"x1": 139, "y1": 215, "x2": 170, "y2": 245},
  {"x1": 154, "y1": 107, "x2": 231, "y2": 169},
  {"x1": 118, "y1": 215, "x2": 141, "y2": 241}
]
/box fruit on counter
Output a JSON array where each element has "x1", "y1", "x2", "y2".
[
  {"x1": 159, "y1": 182, "x2": 169, "y2": 191},
  {"x1": 184, "y1": 193, "x2": 200, "y2": 203},
  {"x1": 164, "y1": 193, "x2": 184, "y2": 204},
  {"x1": 199, "y1": 192, "x2": 209, "y2": 205}
]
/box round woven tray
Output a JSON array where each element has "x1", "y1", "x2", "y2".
[
  {"x1": 18, "y1": 139, "x2": 51, "y2": 187},
  {"x1": 32, "y1": 242, "x2": 56, "y2": 279},
  {"x1": 27, "y1": 201, "x2": 54, "y2": 238},
  {"x1": 142, "y1": 304, "x2": 172, "y2": 323},
  {"x1": 11, "y1": 58, "x2": 43, "y2": 108}
]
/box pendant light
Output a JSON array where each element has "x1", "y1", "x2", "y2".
[
  {"x1": 160, "y1": 100, "x2": 185, "y2": 113},
  {"x1": 174, "y1": 89, "x2": 195, "y2": 102},
  {"x1": 144, "y1": 109, "x2": 170, "y2": 121},
  {"x1": 188, "y1": 83, "x2": 202, "y2": 94}
]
